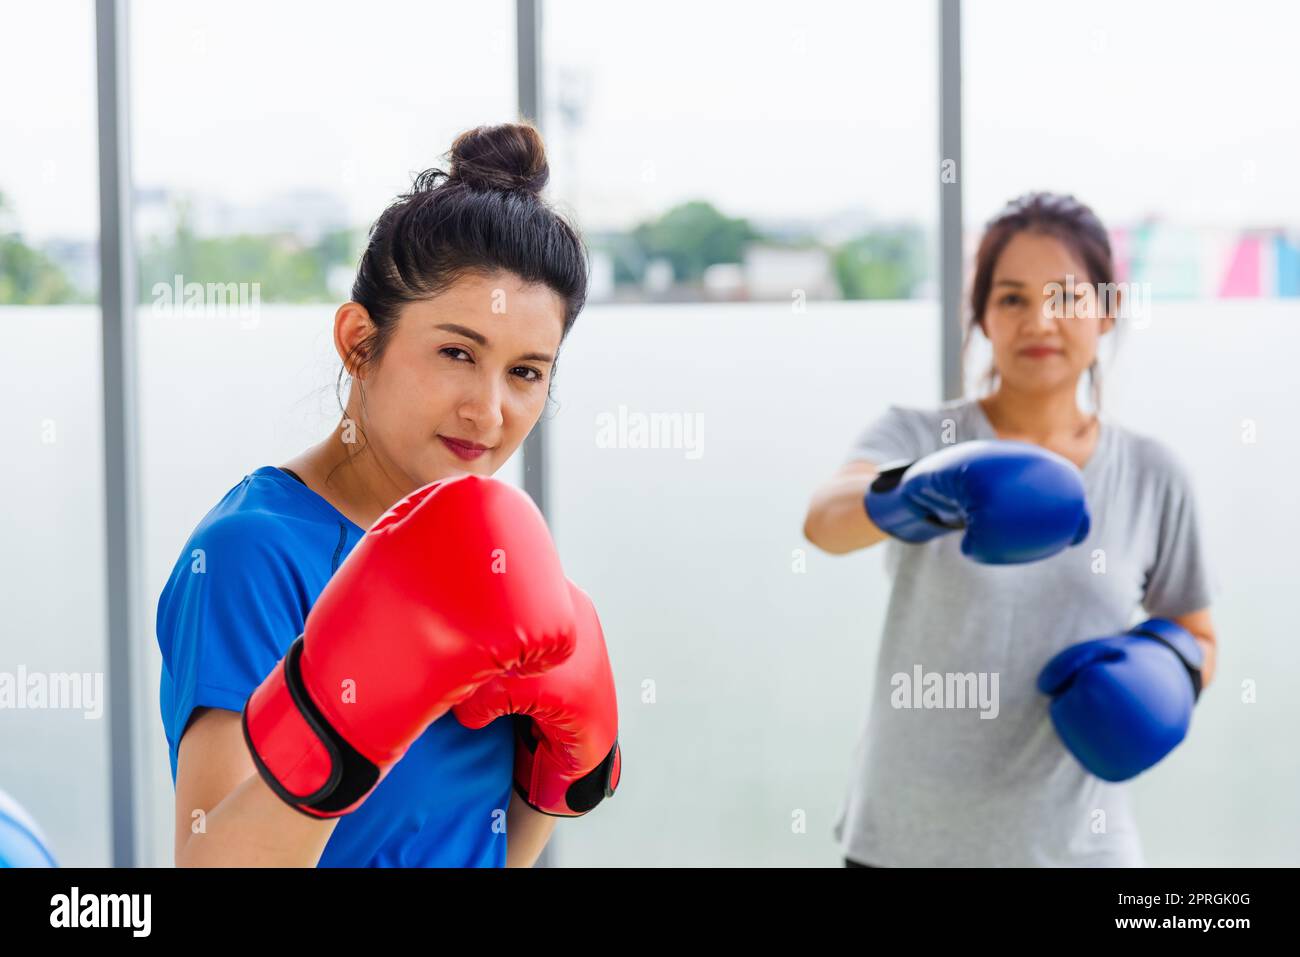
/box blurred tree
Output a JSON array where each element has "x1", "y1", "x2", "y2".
[
  {"x1": 631, "y1": 201, "x2": 758, "y2": 284},
  {"x1": 138, "y1": 200, "x2": 362, "y2": 303},
  {"x1": 0, "y1": 192, "x2": 81, "y2": 304},
  {"x1": 833, "y1": 226, "x2": 927, "y2": 300},
  {"x1": 591, "y1": 232, "x2": 648, "y2": 286}
]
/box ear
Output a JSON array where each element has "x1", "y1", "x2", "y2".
[{"x1": 335, "y1": 302, "x2": 376, "y2": 378}]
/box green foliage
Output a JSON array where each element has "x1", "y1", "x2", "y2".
[
  {"x1": 0, "y1": 192, "x2": 83, "y2": 304},
  {"x1": 1, "y1": 184, "x2": 931, "y2": 306},
  {"x1": 138, "y1": 201, "x2": 362, "y2": 303},
  {"x1": 833, "y1": 226, "x2": 928, "y2": 300},
  {"x1": 610, "y1": 200, "x2": 927, "y2": 299},
  {"x1": 630, "y1": 201, "x2": 758, "y2": 283},
  {"x1": 590, "y1": 232, "x2": 648, "y2": 286},
  {"x1": 0, "y1": 234, "x2": 81, "y2": 304}
]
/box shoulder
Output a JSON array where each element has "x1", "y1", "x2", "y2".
[
  {"x1": 190, "y1": 477, "x2": 303, "y2": 561},
  {"x1": 190, "y1": 509, "x2": 297, "y2": 568},
  {"x1": 871, "y1": 400, "x2": 964, "y2": 431},
  {"x1": 1106, "y1": 421, "x2": 1193, "y2": 475},
  {"x1": 1104, "y1": 421, "x2": 1198, "y2": 495},
  {"x1": 848, "y1": 399, "x2": 987, "y2": 464},
  {"x1": 847, "y1": 404, "x2": 930, "y2": 457},
  {"x1": 156, "y1": 474, "x2": 326, "y2": 656},
  {"x1": 164, "y1": 470, "x2": 322, "y2": 598},
  {"x1": 888, "y1": 399, "x2": 985, "y2": 446}
]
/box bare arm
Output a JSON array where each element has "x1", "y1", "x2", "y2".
[
  {"x1": 1172, "y1": 608, "x2": 1218, "y2": 690},
  {"x1": 803, "y1": 460, "x2": 891, "y2": 555},
  {"x1": 174, "y1": 707, "x2": 339, "y2": 867},
  {"x1": 505, "y1": 790, "x2": 557, "y2": 867}
]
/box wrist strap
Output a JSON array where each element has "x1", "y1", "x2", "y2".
[{"x1": 1130, "y1": 618, "x2": 1204, "y2": 701}]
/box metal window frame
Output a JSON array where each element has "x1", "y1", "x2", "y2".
[
  {"x1": 515, "y1": 0, "x2": 556, "y2": 868},
  {"x1": 96, "y1": 0, "x2": 142, "y2": 868},
  {"x1": 940, "y1": 0, "x2": 964, "y2": 400},
  {"x1": 518, "y1": 0, "x2": 548, "y2": 515}
]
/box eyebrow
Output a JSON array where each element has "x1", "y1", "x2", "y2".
[
  {"x1": 436, "y1": 323, "x2": 555, "y2": 364},
  {"x1": 993, "y1": 278, "x2": 1073, "y2": 289}
]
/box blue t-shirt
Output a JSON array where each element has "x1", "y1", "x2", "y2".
[{"x1": 156, "y1": 465, "x2": 514, "y2": 867}]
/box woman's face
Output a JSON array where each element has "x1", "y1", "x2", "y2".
[
  {"x1": 344, "y1": 269, "x2": 565, "y2": 489},
  {"x1": 980, "y1": 230, "x2": 1115, "y2": 396}
]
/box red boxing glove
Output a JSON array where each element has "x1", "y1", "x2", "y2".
[
  {"x1": 455, "y1": 581, "x2": 621, "y2": 817},
  {"x1": 242, "y1": 475, "x2": 577, "y2": 818}
]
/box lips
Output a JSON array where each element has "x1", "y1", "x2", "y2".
[
  {"x1": 439, "y1": 436, "x2": 490, "y2": 461},
  {"x1": 1019, "y1": 346, "x2": 1062, "y2": 358}
]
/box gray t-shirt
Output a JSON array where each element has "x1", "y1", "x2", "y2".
[{"x1": 832, "y1": 398, "x2": 1213, "y2": 867}]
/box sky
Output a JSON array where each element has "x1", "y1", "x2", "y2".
[{"x1": 1, "y1": 0, "x2": 1297, "y2": 243}]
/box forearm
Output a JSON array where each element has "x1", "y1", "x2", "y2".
[
  {"x1": 176, "y1": 773, "x2": 339, "y2": 868},
  {"x1": 505, "y1": 792, "x2": 557, "y2": 867},
  {"x1": 1194, "y1": 635, "x2": 1217, "y2": 688},
  {"x1": 804, "y1": 470, "x2": 887, "y2": 555},
  {"x1": 1170, "y1": 609, "x2": 1217, "y2": 691}
]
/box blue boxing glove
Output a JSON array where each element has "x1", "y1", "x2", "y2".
[
  {"x1": 1038, "y1": 618, "x2": 1204, "y2": 782},
  {"x1": 0, "y1": 787, "x2": 57, "y2": 867},
  {"x1": 864, "y1": 439, "x2": 1090, "y2": 564}
]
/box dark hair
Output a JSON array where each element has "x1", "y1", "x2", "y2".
[
  {"x1": 965, "y1": 191, "x2": 1116, "y2": 410},
  {"x1": 337, "y1": 122, "x2": 588, "y2": 413}
]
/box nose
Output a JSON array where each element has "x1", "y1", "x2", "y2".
[
  {"x1": 1032, "y1": 288, "x2": 1063, "y2": 330},
  {"x1": 457, "y1": 372, "x2": 505, "y2": 434}
]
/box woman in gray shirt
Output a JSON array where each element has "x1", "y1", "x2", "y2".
[{"x1": 803, "y1": 192, "x2": 1218, "y2": 867}]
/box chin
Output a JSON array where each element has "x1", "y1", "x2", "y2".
[
  {"x1": 1005, "y1": 375, "x2": 1073, "y2": 396},
  {"x1": 413, "y1": 462, "x2": 465, "y2": 488},
  {"x1": 436, "y1": 455, "x2": 496, "y2": 481}
]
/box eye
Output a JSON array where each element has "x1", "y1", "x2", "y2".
[
  {"x1": 512, "y1": 366, "x2": 545, "y2": 383},
  {"x1": 440, "y1": 346, "x2": 473, "y2": 362},
  {"x1": 999, "y1": 292, "x2": 1025, "y2": 307}
]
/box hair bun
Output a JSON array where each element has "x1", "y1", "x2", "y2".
[{"x1": 447, "y1": 123, "x2": 550, "y2": 195}]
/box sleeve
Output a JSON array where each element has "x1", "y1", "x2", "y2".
[
  {"x1": 1141, "y1": 445, "x2": 1215, "y2": 620},
  {"x1": 843, "y1": 404, "x2": 926, "y2": 467},
  {"x1": 156, "y1": 511, "x2": 310, "y2": 754}
]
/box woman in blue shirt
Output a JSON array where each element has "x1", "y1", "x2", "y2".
[{"x1": 156, "y1": 123, "x2": 590, "y2": 867}]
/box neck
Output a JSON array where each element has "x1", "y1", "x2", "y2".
[
  {"x1": 980, "y1": 382, "x2": 1094, "y2": 443},
  {"x1": 296, "y1": 417, "x2": 415, "y2": 530}
]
